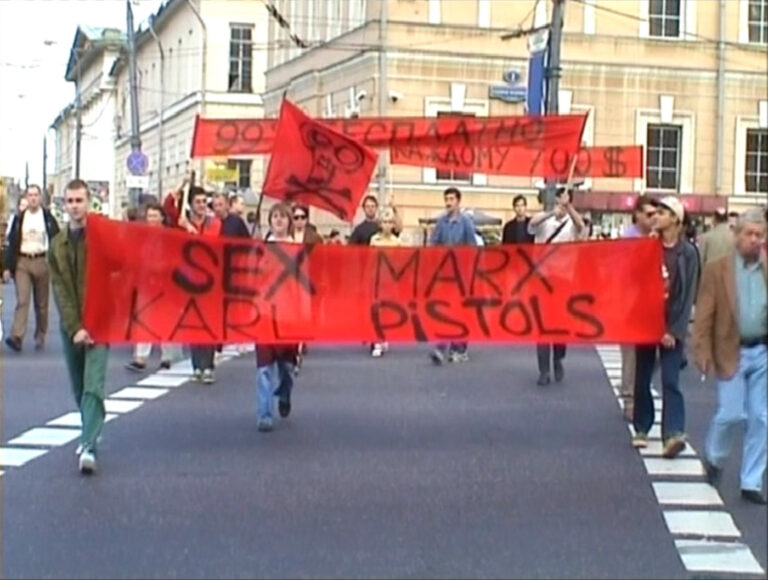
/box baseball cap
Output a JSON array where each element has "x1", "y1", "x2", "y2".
[{"x1": 657, "y1": 196, "x2": 685, "y2": 223}]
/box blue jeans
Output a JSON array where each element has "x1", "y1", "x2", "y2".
[
  {"x1": 705, "y1": 345, "x2": 767, "y2": 492},
  {"x1": 634, "y1": 342, "x2": 685, "y2": 440},
  {"x1": 257, "y1": 360, "x2": 294, "y2": 421}
]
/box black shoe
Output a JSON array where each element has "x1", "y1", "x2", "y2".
[
  {"x1": 159, "y1": 360, "x2": 171, "y2": 370},
  {"x1": 537, "y1": 373, "x2": 551, "y2": 386},
  {"x1": 278, "y1": 399, "x2": 291, "y2": 418},
  {"x1": 125, "y1": 361, "x2": 146, "y2": 372},
  {"x1": 5, "y1": 337, "x2": 21, "y2": 352},
  {"x1": 703, "y1": 459, "x2": 722, "y2": 487},
  {"x1": 741, "y1": 489, "x2": 767, "y2": 505},
  {"x1": 554, "y1": 361, "x2": 564, "y2": 382}
]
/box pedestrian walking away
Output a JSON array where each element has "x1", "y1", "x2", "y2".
[
  {"x1": 619, "y1": 194, "x2": 658, "y2": 420},
  {"x1": 125, "y1": 202, "x2": 182, "y2": 372},
  {"x1": 527, "y1": 185, "x2": 585, "y2": 385},
  {"x1": 429, "y1": 187, "x2": 477, "y2": 365},
  {"x1": 694, "y1": 208, "x2": 767, "y2": 505},
  {"x1": 3, "y1": 184, "x2": 60, "y2": 352},
  {"x1": 632, "y1": 196, "x2": 699, "y2": 458},
  {"x1": 256, "y1": 203, "x2": 300, "y2": 432},
  {"x1": 49, "y1": 179, "x2": 108, "y2": 475}
]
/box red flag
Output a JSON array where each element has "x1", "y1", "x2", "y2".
[{"x1": 261, "y1": 100, "x2": 378, "y2": 221}]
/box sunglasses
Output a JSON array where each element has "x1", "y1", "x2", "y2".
[{"x1": 293, "y1": 214, "x2": 307, "y2": 220}]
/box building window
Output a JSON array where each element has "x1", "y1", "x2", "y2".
[
  {"x1": 649, "y1": 0, "x2": 681, "y2": 38},
  {"x1": 646, "y1": 124, "x2": 682, "y2": 190},
  {"x1": 226, "y1": 159, "x2": 252, "y2": 190},
  {"x1": 748, "y1": 0, "x2": 768, "y2": 43},
  {"x1": 228, "y1": 24, "x2": 253, "y2": 93},
  {"x1": 745, "y1": 129, "x2": 768, "y2": 192},
  {"x1": 435, "y1": 112, "x2": 474, "y2": 182}
]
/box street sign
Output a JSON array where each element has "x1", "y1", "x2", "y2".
[
  {"x1": 488, "y1": 85, "x2": 527, "y2": 103},
  {"x1": 125, "y1": 174, "x2": 149, "y2": 190},
  {"x1": 126, "y1": 150, "x2": 149, "y2": 176}
]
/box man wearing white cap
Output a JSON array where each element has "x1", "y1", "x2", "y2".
[{"x1": 632, "y1": 196, "x2": 699, "y2": 458}]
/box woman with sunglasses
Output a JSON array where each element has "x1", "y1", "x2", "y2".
[
  {"x1": 290, "y1": 204, "x2": 321, "y2": 372},
  {"x1": 257, "y1": 203, "x2": 300, "y2": 432},
  {"x1": 291, "y1": 204, "x2": 322, "y2": 245}
]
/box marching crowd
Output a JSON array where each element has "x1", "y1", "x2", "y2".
[{"x1": 2, "y1": 179, "x2": 766, "y2": 508}]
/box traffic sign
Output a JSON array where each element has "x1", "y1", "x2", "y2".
[
  {"x1": 488, "y1": 85, "x2": 527, "y2": 103},
  {"x1": 126, "y1": 150, "x2": 149, "y2": 176},
  {"x1": 125, "y1": 174, "x2": 149, "y2": 190}
]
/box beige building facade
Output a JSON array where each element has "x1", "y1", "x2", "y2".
[
  {"x1": 50, "y1": 26, "x2": 123, "y2": 214},
  {"x1": 110, "y1": 0, "x2": 270, "y2": 211},
  {"x1": 263, "y1": 0, "x2": 767, "y2": 235}
]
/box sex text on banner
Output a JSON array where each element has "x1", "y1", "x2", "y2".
[
  {"x1": 190, "y1": 114, "x2": 588, "y2": 158},
  {"x1": 261, "y1": 99, "x2": 378, "y2": 221},
  {"x1": 83, "y1": 216, "x2": 665, "y2": 345},
  {"x1": 389, "y1": 144, "x2": 644, "y2": 179}
]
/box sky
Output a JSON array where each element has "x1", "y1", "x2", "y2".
[{"x1": 0, "y1": 0, "x2": 162, "y2": 186}]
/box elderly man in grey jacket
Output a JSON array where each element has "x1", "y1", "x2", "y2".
[{"x1": 632, "y1": 196, "x2": 699, "y2": 458}]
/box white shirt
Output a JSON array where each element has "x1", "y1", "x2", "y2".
[
  {"x1": 20, "y1": 209, "x2": 48, "y2": 254},
  {"x1": 528, "y1": 212, "x2": 580, "y2": 244}
]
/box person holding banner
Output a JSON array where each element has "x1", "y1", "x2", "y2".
[
  {"x1": 527, "y1": 186, "x2": 585, "y2": 385},
  {"x1": 184, "y1": 187, "x2": 221, "y2": 383},
  {"x1": 618, "y1": 195, "x2": 659, "y2": 420},
  {"x1": 370, "y1": 207, "x2": 405, "y2": 358},
  {"x1": 49, "y1": 179, "x2": 107, "y2": 475},
  {"x1": 632, "y1": 196, "x2": 699, "y2": 458},
  {"x1": 256, "y1": 203, "x2": 299, "y2": 432},
  {"x1": 125, "y1": 203, "x2": 182, "y2": 372},
  {"x1": 429, "y1": 187, "x2": 477, "y2": 365}
]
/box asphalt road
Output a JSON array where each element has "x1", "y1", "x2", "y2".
[{"x1": 1, "y1": 284, "x2": 766, "y2": 579}]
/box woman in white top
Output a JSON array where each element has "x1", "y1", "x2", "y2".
[{"x1": 256, "y1": 203, "x2": 300, "y2": 432}]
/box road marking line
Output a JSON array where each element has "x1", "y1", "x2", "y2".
[
  {"x1": 598, "y1": 344, "x2": 764, "y2": 577},
  {"x1": 104, "y1": 399, "x2": 144, "y2": 414},
  {"x1": 674, "y1": 540, "x2": 764, "y2": 575},
  {"x1": 653, "y1": 482, "x2": 724, "y2": 506},
  {"x1": 110, "y1": 387, "x2": 170, "y2": 400},
  {"x1": 643, "y1": 457, "x2": 705, "y2": 476},
  {"x1": 137, "y1": 375, "x2": 189, "y2": 388},
  {"x1": 8, "y1": 427, "x2": 80, "y2": 447},
  {"x1": 640, "y1": 441, "x2": 697, "y2": 457},
  {"x1": 0, "y1": 447, "x2": 47, "y2": 467},
  {"x1": 664, "y1": 511, "x2": 741, "y2": 538},
  {"x1": 46, "y1": 412, "x2": 118, "y2": 428}
]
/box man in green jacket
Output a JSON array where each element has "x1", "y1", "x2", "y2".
[{"x1": 49, "y1": 179, "x2": 108, "y2": 475}]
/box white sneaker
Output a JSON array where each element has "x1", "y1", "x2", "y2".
[
  {"x1": 371, "y1": 344, "x2": 383, "y2": 357},
  {"x1": 257, "y1": 417, "x2": 274, "y2": 432},
  {"x1": 78, "y1": 450, "x2": 97, "y2": 475},
  {"x1": 192, "y1": 369, "x2": 203, "y2": 382},
  {"x1": 202, "y1": 369, "x2": 215, "y2": 384}
]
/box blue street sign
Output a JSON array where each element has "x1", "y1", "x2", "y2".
[
  {"x1": 126, "y1": 150, "x2": 149, "y2": 176},
  {"x1": 489, "y1": 85, "x2": 527, "y2": 103},
  {"x1": 526, "y1": 49, "x2": 547, "y2": 115}
]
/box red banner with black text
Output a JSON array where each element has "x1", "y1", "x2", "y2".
[
  {"x1": 191, "y1": 114, "x2": 588, "y2": 156},
  {"x1": 83, "y1": 216, "x2": 665, "y2": 345}
]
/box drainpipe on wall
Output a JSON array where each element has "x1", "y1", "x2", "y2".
[
  {"x1": 377, "y1": 0, "x2": 388, "y2": 206},
  {"x1": 186, "y1": 0, "x2": 207, "y2": 183},
  {"x1": 715, "y1": 0, "x2": 726, "y2": 196},
  {"x1": 149, "y1": 16, "x2": 165, "y2": 198}
]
